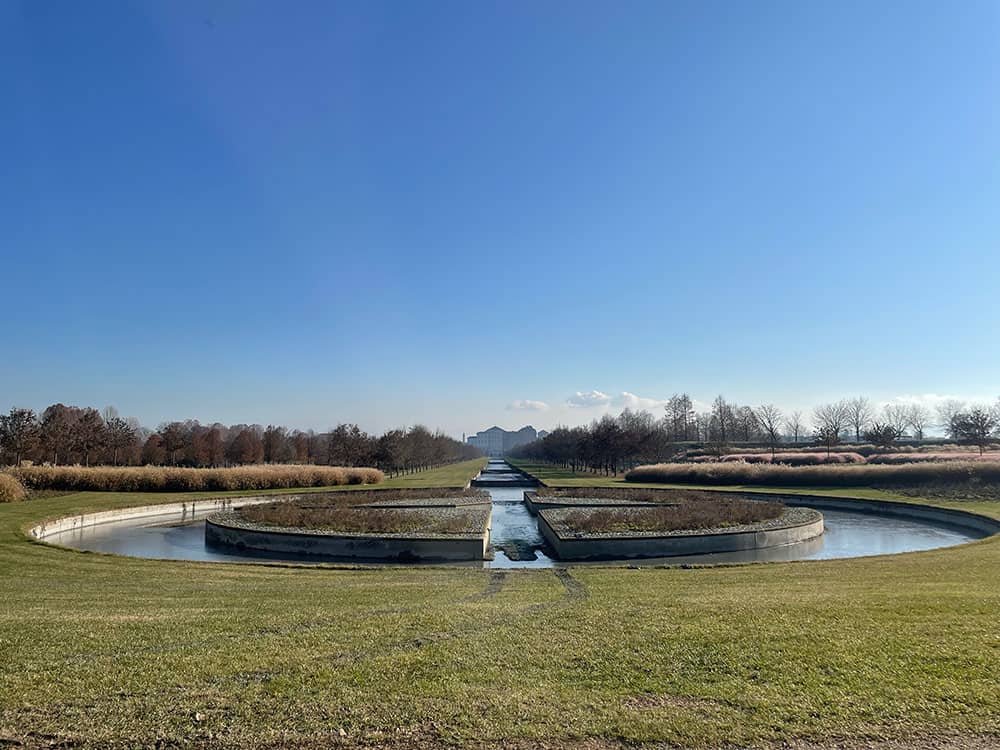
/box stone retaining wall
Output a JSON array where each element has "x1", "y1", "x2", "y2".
[
  {"x1": 29, "y1": 495, "x2": 287, "y2": 540},
  {"x1": 537, "y1": 509, "x2": 825, "y2": 561},
  {"x1": 205, "y1": 513, "x2": 491, "y2": 562}
]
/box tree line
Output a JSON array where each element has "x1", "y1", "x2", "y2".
[
  {"x1": 0, "y1": 404, "x2": 481, "y2": 474},
  {"x1": 510, "y1": 394, "x2": 1000, "y2": 475}
]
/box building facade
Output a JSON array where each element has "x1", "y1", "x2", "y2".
[{"x1": 466, "y1": 425, "x2": 538, "y2": 457}]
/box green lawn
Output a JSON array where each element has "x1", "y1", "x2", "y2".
[
  {"x1": 2, "y1": 457, "x2": 1000, "y2": 748},
  {"x1": 379, "y1": 458, "x2": 487, "y2": 488}
]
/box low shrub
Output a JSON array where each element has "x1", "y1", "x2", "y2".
[
  {"x1": 536, "y1": 487, "x2": 686, "y2": 502},
  {"x1": 868, "y1": 452, "x2": 1000, "y2": 464},
  {"x1": 238, "y1": 495, "x2": 486, "y2": 535},
  {"x1": 11, "y1": 464, "x2": 384, "y2": 493},
  {"x1": 717, "y1": 452, "x2": 866, "y2": 466},
  {"x1": 625, "y1": 460, "x2": 1000, "y2": 488},
  {"x1": 0, "y1": 473, "x2": 27, "y2": 502},
  {"x1": 687, "y1": 444, "x2": 884, "y2": 458}
]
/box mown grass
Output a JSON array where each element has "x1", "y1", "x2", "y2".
[{"x1": 2, "y1": 456, "x2": 1000, "y2": 747}]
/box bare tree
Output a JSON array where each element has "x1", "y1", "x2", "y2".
[
  {"x1": 709, "y1": 395, "x2": 734, "y2": 455},
  {"x1": 936, "y1": 399, "x2": 966, "y2": 439},
  {"x1": 784, "y1": 411, "x2": 806, "y2": 443},
  {"x1": 664, "y1": 394, "x2": 696, "y2": 441},
  {"x1": 882, "y1": 404, "x2": 911, "y2": 439},
  {"x1": 907, "y1": 404, "x2": 932, "y2": 441},
  {"x1": 813, "y1": 401, "x2": 848, "y2": 437},
  {"x1": 813, "y1": 401, "x2": 849, "y2": 457},
  {"x1": 734, "y1": 406, "x2": 760, "y2": 442},
  {"x1": 847, "y1": 397, "x2": 874, "y2": 442},
  {"x1": 755, "y1": 404, "x2": 784, "y2": 459}
]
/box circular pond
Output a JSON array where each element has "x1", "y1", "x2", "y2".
[{"x1": 38, "y1": 486, "x2": 993, "y2": 568}]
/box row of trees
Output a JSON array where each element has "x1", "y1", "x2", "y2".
[
  {"x1": 0, "y1": 404, "x2": 480, "y2": 473},
  {"x1": 811, "y1": 397, "x2": 1000, "y2": 454},
  {"x1": 510, "y1": 395, "x2": 1000, "y2": 474}
]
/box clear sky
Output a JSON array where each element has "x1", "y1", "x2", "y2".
[{"x1": 3, "y1": 0, "x2": 999, "y2": 436}]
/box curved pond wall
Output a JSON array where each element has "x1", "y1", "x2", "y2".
[
  {"x1": 774, "y1": 495, "x2": 1000, "y2": 536},
  {"x1": 537, "y1": 508, "x2": 825, "y2": 561},
  {"x1": 204, "y1": 513, "x2": 491, "y2": 562},
  {"x1": 29, "y1": 495, "x2": 287, "y2": 541}
]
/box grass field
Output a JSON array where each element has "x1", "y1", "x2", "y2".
[{"x1": 2, "y1": 455, "x2": 1000, "y2": 748}]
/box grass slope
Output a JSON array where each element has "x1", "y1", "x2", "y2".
[{"x1": 2, "y1": 456, "x2": 1000, "y2": 748}]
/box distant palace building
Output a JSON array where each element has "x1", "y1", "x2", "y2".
[{"x1": 466, "y1": 425, "x2": 538, "y2": 457}]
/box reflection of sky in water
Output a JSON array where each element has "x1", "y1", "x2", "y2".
[{"x1": 45, "y1": 481, "x2": 982, "y2": 568}]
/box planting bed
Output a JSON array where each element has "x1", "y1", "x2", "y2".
[
  {"x1": 524, "y1": 486, "x2": 691, "y2": 514},
  {"x1": 534, "y1": 491, "x2": 824, "y2": 561},
  {"x1": 206, "y1": 489, "x2": 492, "y2": 562}
]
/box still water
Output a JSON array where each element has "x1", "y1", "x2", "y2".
[{"x1": 43, "y1": 486, "x2": 982, "y2": 568}]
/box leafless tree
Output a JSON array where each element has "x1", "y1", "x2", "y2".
[
  {"x1": 664, "y1": 394, "x2": 696, "y2": 441},
  {"x1": 847, "y1": 397, "x2": 874, "y2": 442},
  {"x1": 734, "y1": 406, "x2": 760, "y2": 442},
  {"x1": 784, "y1": 411, "x2": 806, "y2": 443},
  {"x1": 907, "y1": 404, "x2": 932, "y2": 441},
  {"x1": 882, "y1": 404, "x2": 911, "y2": 439},
  {"x1": 709, "y1": 395, "x2": 734, "y2": 455},
  {"x1": 936, "y1": 399, "x2": 966, "y2": 439},
  {"x1": 813, "y1": 401, "x2": 849, "y2": 440},
  {"x1": 755, "y1": 404, "x2": 784, "y2": 458}
]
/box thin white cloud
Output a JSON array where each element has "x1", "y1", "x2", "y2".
[
  {"x1": 879, "y1": 393, "x2": 996, "y2": 411},
  {"x1": 615, "y1": 391, "x2": 669, "y2": 411},
  {"x1": 507, "y1": 399, "x2": 550, "y2": 412},
  {"x1": 567, "y1": 390, "x2": 612, "y2": 408}
]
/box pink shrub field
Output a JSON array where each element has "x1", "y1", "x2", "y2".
[{"x1": 625, "y1": 460, "x2": 1000, "y2": 487}]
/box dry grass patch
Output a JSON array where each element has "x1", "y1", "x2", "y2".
[
  {"x1": 0, "y1": 472, "x2": 27, "y2": 502},
  {"x1": 238, "y1": 504, "x2": 485, "y2": 535},
  {"x1": 234, "y1": 488, "x2": 491, "y2": 535},
  {"x1": 626, "y1": 460, "x2": 1000, "y2": 488},
  {"x1": 12, "y1": 464, "x2": 383, "y2": 493},
  {"x1": 559, "y1": 496, "x2": 784, "y2": 534},
  {"x1": 695, "y1": 451, "x2": 867, "y2": 465}
]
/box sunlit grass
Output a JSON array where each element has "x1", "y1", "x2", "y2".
[{"x1": 1, "y1": 456, "x2": 999, "y2": 747}]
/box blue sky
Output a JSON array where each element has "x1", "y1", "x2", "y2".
[{"x1": 3, "y1": 0, "x2": 999, "y2": 436}]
